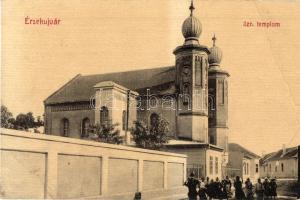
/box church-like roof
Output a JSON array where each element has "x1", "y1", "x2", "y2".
[
  {"x1": 181, "y1": 0, "x2": 202, "y2": 46},
  {"x1": 208, "y1": 35, "x2": 223, "y2": 66},
  {"x1": 44, "y1": 66, "x2": 175, "y2": 105}
]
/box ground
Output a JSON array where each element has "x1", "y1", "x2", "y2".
[{"x1": 276, "y1": 179, "x2": 299, "y2": 197}]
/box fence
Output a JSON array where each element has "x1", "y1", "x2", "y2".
[
  {"x1": 187, "y1": 164, "x2": 204, "y2": 179},
  {"x1": 0, "y1": 128, "x2": 187, "y2": 199}
]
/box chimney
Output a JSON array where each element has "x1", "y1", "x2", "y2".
[{"x1": 282, "y1": 144, "x2": 286, "y2": 156}]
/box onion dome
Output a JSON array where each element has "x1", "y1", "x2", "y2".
[
  {"x1": 208, "y1": 34, "x2": 223, "y2": 66},
  {"x1": 182, "y1": 0, "x2": 202, "y2": 44}
]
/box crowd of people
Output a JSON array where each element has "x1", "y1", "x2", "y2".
[{"x1": 184, "y1": 172, "x2": 278, "y2": 200}]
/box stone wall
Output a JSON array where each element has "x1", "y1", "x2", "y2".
[{"x1": 0, "y1": 128, "x2": 186, "y2": 199}]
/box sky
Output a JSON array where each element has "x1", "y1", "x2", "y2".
[{"x1": 2, "y1": 0, "x2": 300, "y2": 155}]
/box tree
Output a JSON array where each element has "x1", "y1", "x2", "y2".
[
  {"x1": 15, "y1": 112, "x2": 35, "y2": 130},
  {"x1": 131, "y1": 117, "x2": 170, "y2": 150},
  {"x1": 1, "y1": 105, "x2": 14, "y2": 128},
  {"x1": 88, "y1": 123, "x2": 123, "y2": 144},
  {"x1": 1, "y1": 105, "x2": 44, "y2": 131},
  {"x1": 35, "y1": 116, "x2": 44, "y2": 127}
]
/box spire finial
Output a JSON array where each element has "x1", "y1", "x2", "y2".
[
  {"x1": 189, "y1": 0, "x2": 195, "y2": 16},
  {"x1": 212, "y1": 34, "x2": 217, "y2": 46}
]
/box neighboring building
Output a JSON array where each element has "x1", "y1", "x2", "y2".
[
  {"x1": 164, "y1": 141, "x2": 224, "y2": 180},
  {"x1": 227, "y1": 143, "x2": 260, "y2": 182},
  {"x1": 44, "y1": 2, "x2": 230, "y2": 178},
  {"x1": 260, "y1": 145, "x2": 298, "y2": 179}
]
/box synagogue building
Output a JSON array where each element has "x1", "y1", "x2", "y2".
[{"x1": 44, "y1": 1, "x2": 230, "y2": 179}]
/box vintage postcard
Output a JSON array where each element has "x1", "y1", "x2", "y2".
[{"x1": 1, "y1": 0, "x2": 299, "y2": 199}]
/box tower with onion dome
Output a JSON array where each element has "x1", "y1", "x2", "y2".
[
  {"x1": 208, "y1": 34, "x2": 230, "y2": 154},
  {"x1": 174, "y1": 0, "x2": 210, "y2": 142}
]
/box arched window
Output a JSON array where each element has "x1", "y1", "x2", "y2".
[
  {"x1": 61, "y1": 118, "x2": 69, "y2": 137},
  {"x1": 150, "y1": 113, "x2": 160, "y2": 128},
  {"x1": 100, "y1": 106, "x2": 109, "y2": 125},
  {"x1": 208, "y1": 95, "x2": 215, "y2": 111},
  {"x1": 208, "y1": 95, "x2": 215, "y2": 125},
  {"x1": 122, "y1": 110, "x2": 127, "y2": 130},
  {"x1": 81, "y1": 118, "x2": 90, "y2": 138}
]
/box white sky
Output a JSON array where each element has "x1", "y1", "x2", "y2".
[{"x1": 2, "y1": 0, "x2": 300, "y2": 154}]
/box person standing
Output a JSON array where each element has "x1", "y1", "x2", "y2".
[
  {"x1": 234, "y1": 176, "x2": 245, "y2": 200},
  {"x1": 220, "y1": 179, "x2": 228, "y2": 200},
  {"x1": 133, "y1": 192, "x2": 141, "y2": 200},
  {"x1": 263, "y1": 178, "x2": 270, "y2": 199},
  {"x1": 199, "y1": 177, "x2": 207, "y2": 200},
  {"x1": 224, "y1": 176, "x2": 232, "y2": 199},
  {"x1": 184, "y1": 172, "x2": 200, "y2": 200},
  {"x1": 245, "y1": 178, "x2": 254, "y2": 200},
  {"x1": 269, "y1": 178, "x2": 277, "y2": 199},
  {"x1": 215, "y1": 177, "x2": 222, "y2": 199},
  {"x1": 255, "y1": 178, "x2": 264, "y2": 200},
  {"x1": 207, "y1": 179, "x2": 214, "y2": 200},
  {"x1": 205, "y1": 177, "x2": 210, "y2": 187}
]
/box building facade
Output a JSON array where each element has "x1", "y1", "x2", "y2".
[
  {"x1": 227, "y1": 143, "x2": 260, "y2": 182},
  {"x1": 260, "y1": 146, "x2": 298, "y2": 179},
  {"x1": 44, "y1": 2, "x2": 230, "y2": 178}
]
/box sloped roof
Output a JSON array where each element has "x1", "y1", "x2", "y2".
[
  {"x1": 260, "y1": 146, "x2": 298, "y2": 164},
  {"x1": 259, "y1": 151, "x2": 277, "y2": 165},
  {"x1": 229, "y1": 143, "x2": 261, "y2": 159},
  {"x1": 44, "y1": 66, "x2": 175, "y2": 105}
]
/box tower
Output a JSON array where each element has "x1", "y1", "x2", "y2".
[
  {"x1": 208, "y1": 35, "x2": 230, "y2": 152},
  {"x1": 174, "y1": 1, "x2": 210, "y2": 142}
]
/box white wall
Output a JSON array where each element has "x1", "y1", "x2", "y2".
[
  {"x1": 260, "y1": 159, "x2": 298, "y2": 179},
  {"x1": 0, "y1": 128, "x2": 187, "y2": 199},
  {"x1": 206, "y1": 149, "x2": 223, "y2": 180}
]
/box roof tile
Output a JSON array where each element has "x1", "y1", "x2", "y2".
[{"x1": 45, "y1": 66, "x2": 175, "y2": 105}]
